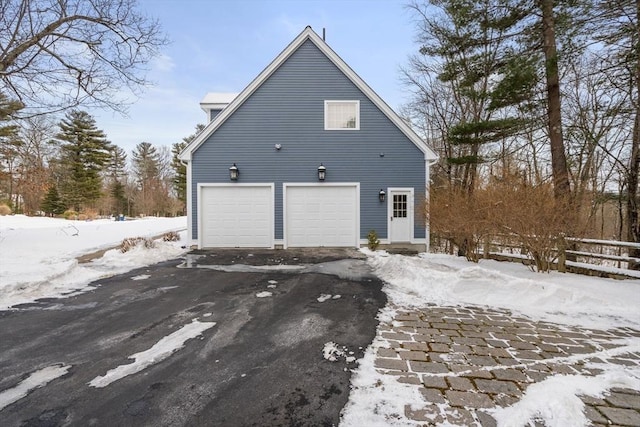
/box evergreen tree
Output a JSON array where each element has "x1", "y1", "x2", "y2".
[
  {"x1": 54, "y1": 110, "x2": 111, "y2": 211},
  {"x1": 414, "y1": 0, "x2": 538, "y2": 193},
  {"x1": 41, "y1": 185, "x2": 66, "y2": 215},
  {"x1": 172, "y1": 124, "x2": 203, "y2": 206},
  {"x1": 106, "y1": 146, "x2": 128, "y2": 215},
  {"x1": 172, "y1": 141, "x2": 187, "y2": 204},
  {"x1": 132, "y1": 142, "x2": 160, "y2": 185},
  {"x1": 111, "y1": 180, "x2": 127, "y2": 215},
  {"x1": 0, "y1": 92, "x2": 24, "y2": 208},
  {"x1": 132, "y1": 141, "x2": 161, "y2": 215}
]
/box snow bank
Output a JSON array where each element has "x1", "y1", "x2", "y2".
[
  {"x1": 365, "y1": 250, "x2": 640, "y2": 329},
  {"x1": 0, "y1": 215, "x2": 187, "y2": 310}
]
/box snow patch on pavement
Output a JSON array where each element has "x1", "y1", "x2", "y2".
[
  {"x1": 89, "y1": 320, "x2": 215, "y2": 388},
  {"x1": 492, "y1": 367, "x2": 640, "y2": 427},
  {"x1": 323, "y1": 342, "x2": 356, "y2": 363},
  {"x1": 317, "y1": 294, "x2": 332, "y2": 302},
  {"x1": 317, "y1": 294, "x2": 342, "y2": 302},
  {"x1": 256, "y1": 291, "x2": 273, "y2": 298},
  {"x1": 0, "y1": 364, "x2": 71, "y2": 410},
  {"x1": 131, "y1": 274, "x2": 151, "y2": 281}
]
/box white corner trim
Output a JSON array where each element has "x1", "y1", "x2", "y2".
[{"x1": 186, "y1": 160, "x2": 193, "y2": 243}]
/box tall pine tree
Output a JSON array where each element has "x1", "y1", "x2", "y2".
[
  {"x1": 106, "y1": 145, "x2": 128, "y2": 215},
  {"x1": 172, "y1": 124, "x2": 203, "y2": 208},
  {"x1": 132, "y1": 141, "x2": 161, "y2": 215},
  {"x1": 54, "y1": 110, "x2": 111, "y2": 211},
  {"x1": 414, "y1": 0, "x2": 538, "y2": 193},
  {"x1": 0, "y1": 92, "x2": 24, "y2": 208}
]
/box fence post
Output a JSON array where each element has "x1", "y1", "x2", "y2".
[
  {"x1": 484, "y1": 236, "x2": 490, "y2": 259},
  {"x1": 557, "y1": 234, "x2": 566, "y2": 273}
]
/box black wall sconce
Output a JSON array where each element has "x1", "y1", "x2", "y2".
[
  {"x1": 229, "y1": 163, "x2": 239, "y2": 181},
  {"x1": 317, "y1": 163, "x2": 326, "y2": 181},
  {"x1": 379, "y1": 189, "x2": 386, "y2": 202}
]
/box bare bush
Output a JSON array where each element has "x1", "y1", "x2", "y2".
[
  {"x1": 0, "y1": 204, "x2": 11, "y2": 215},
  {"x1": 429, "y1": 179, "x2": 577, "y2": 271},
  {"x1": 63, "y1": 210, "x2": 78, "y2": 220},
  {"x1": 119, "y1": 236, "x2": 155, "y2": 253},
  {"x1": 486, "y1": 181, "x2": 575, "y2": 272},
  {"x1": 429, "y1": 187, "x2": 493, "y2": 262},
  {"x1": 162, "y1": 231, "x2": 180, "y2": 242}
]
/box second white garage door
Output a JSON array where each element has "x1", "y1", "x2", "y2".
[
  {"x1": 284, "y1": 184, "x2": 359, "y2": 248},
  {"x1": 199, "y1": 184, "x2": 273, "y2": 248}
]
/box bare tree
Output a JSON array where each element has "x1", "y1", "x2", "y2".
[
  {"x1": 15, "y1": 115, "x2": 57, "y2": 213},
  {"x1": 0, "y1": 0, "x2": 168, "y2": 116}
]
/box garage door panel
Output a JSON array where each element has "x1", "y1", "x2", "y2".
[
  {"x1": 285, "y1": 185, "x2": 358, "y2": 248},
  {"x1": 200, "y1": 185, "x2": 273, "y2": 248}
]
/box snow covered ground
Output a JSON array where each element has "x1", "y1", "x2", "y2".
[
  {"x1": 0, "y1": 214, "x2": 188, "y2": 310},
  {"x1": 367, "y1": 250, "x2": 640, "y2": 330},
  {"x1": 340, "y1": 250, "x2": 640, "y2": 427},
  {"x1": 1, "y1": 215, "x2": 639, "y2": 426}
]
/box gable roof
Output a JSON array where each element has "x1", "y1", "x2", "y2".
[{"x1": 179, "y1": 26, "x2": 438, "y2": 161}]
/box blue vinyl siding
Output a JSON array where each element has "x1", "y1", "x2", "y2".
[
  {"x1": 209, "y1": 109, "x2": 223, "y2": 121},
  {"x1": 191, "y1": 40, "x2": 425, "y2": 241}
]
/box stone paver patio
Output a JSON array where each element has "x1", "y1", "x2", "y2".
[{"x1": 373, "y1": 305, "x2": 640, "y2": 426}]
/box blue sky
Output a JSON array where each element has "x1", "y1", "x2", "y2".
[{"x1": 92, "y1": 0, "x2": 419, "y2": 153}]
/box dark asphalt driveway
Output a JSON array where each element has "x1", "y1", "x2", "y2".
[{"x1": 0, "y1": 249, "x2": 386, "y2": 427}]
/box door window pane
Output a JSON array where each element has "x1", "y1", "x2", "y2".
[{"x1": 393, "y1": 194, "x2": 407, "y2": 218}]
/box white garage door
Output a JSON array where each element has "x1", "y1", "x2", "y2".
[
  {"x1": 285, "y1": 184, "x2": 359, "y2": 247},
  {"x1": 199, "y1": 184, "x2": 273, "y2": 248}
]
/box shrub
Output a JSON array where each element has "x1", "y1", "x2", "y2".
[
  {"x1": 77, "y1": 213, "x2": 88, "y2": 221},
  {"x1": 83, "y1": 208, "x2": 98, "y2": 220},
  {"x1": 119, "y1": 237, "x2": 155, "y2": 253},
  {"x1": 63, "y1": 210, "x2": 78, "y2": 220},
  {"x1": 429, "y1": 178, "x2": 577, "y2": 271},
  {"x1": 367, "y1": 230, "x2": 380, "y2": 251},
  {"x1": 0, "y1": 204, "x2": 12, "y2": 216},
  {"x1": 162, "y1": 231, "x2": 180, "y2": 242}
]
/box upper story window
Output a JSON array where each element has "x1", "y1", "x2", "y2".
[{"x1": 324, "y1": 100, "x2": 360, "y2": 130}]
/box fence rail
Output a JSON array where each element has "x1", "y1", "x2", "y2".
[{"x1": 486, "y1": 236, "x2": 640, "y2": 279}]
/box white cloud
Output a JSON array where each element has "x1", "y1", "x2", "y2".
[{"x1": 152, "y1": 53, "x2": 176, "y2": 73}]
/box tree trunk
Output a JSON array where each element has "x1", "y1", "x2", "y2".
[
  {"x1": 627, "y1": 0, "x2": 640, "y2": 268},
  {"x1": 540, "y1": 0, "x2": 571, "y2": 200}
]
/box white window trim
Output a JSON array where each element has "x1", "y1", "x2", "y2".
[{"x1": 324, "y1": 100, "x2": 360, "y2": 130}]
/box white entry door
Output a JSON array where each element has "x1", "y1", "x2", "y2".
[{"x1": 389, "y1": 189, "x2": 413, "y2": 242}]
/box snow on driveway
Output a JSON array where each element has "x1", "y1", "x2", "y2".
[
  {"x1": 0, "y1": 364, "x2": 71, "y2": 411},
  {"x1": 89, "y1": 320, "x2": 216, "y2": 388}
]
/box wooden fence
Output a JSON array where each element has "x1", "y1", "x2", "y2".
[{"x1": 486, "y1": 237, "x2": 640, "y2": 279}]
